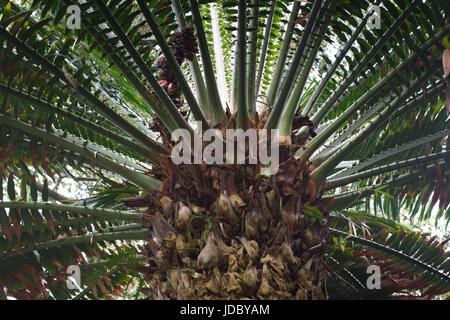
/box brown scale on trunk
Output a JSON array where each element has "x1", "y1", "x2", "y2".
[{"x1": 123, "y1": 141, "x2": 332, "y2": 299}]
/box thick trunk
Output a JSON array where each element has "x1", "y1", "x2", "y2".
[{"x1": 135, "y1": 156, "x2": 330, "y2": 300}]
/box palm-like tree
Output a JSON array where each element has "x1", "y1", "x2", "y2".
[{"x1": 0, "y1": 0, "x2": 449, "y2": 300}]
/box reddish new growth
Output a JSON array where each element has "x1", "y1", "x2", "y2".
[
  {"x1": 150, "y1": 27, "x2": 198, "y2": 143},
  {"x1": 171, "y1": 27, "x2": 198, "y2": 62},
  {"x1": 156, "y1": 27, "x2": 198, "y2": 109}
]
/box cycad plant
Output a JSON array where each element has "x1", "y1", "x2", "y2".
[{"x1": 0, "y1": 0, "x2": 449, "y2": 300}]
